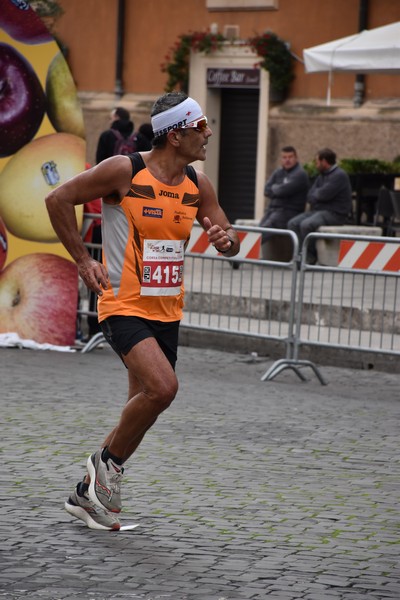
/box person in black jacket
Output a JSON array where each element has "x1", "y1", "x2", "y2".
[
  {"x1": 288, "y1": 148, "x2": 352, "y2": 263},
  {"x1": 95, "y1": 107, "x2": 151, "y2": 164},
  {"x1": 259, "y1": 146, "x2": 309, "y2": 243},
  {"x1": 138, "y1": 122, "x2": 154, "y2": 146}
]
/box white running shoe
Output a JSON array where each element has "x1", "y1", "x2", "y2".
[
  {"x1": 87, "y1": 450, "x2": 123, "y2": 513},
  {"x1": 65, "y1": 482, "x2": 121, "y2": 531}
]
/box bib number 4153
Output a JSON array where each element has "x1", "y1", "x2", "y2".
[{"x1": 141, "y1": 239, "x2": 184, "y2": 296}]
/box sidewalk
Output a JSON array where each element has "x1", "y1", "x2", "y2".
[{"x1": 1, "y1": 344, "x2": 399, "y2": 599}]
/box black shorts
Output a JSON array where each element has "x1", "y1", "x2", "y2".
[{"x1": 100, "y1": 315, "x2": 180, "y2": 369}]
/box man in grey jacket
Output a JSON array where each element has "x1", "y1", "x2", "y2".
[
  {"x1": 288, "y1": 148, "x2": 352, "y2": 263},
  {"x1": 259, "y1": 146, "x2": 309, "y2": 243}
]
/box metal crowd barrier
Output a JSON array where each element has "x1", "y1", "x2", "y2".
[
  {"x1": 299, "y1": 232, "x2": 399, "y2": 355},
  {"x1": 262, "y1": 232, "x2": 400, "y2": 383},
  {"x1": 183, "y1": 224, "x2": 325, "y2": 384},
  {"x1": 77, "y1": 219, "x2": 399, "y2": 386},
  {"x1": 76, "y1": 213, "x2": 104, "y2": 353}
]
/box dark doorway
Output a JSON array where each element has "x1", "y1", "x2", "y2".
[{"x1": 217, "y1": 88, "x2": 259, "y2": 222}]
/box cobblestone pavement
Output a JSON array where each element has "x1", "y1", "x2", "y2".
[{"x1": 1, "y1": 345, "x2": 399, "y2": 600}]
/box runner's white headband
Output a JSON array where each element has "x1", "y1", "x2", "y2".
[{"x1": 151, "y1": 97, "x2": 203, "y2": 138}]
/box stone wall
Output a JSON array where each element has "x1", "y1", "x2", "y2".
[{"x1": 267, "y1": 100, "x2": 400, "y2": 174}]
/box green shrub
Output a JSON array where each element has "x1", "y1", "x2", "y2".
[
  {"x1": 339, "y1": 159, "x2": 399, "y2": 174},
  {"x1": 303, "y1": 158, "x2": 400, "y2": 177}
]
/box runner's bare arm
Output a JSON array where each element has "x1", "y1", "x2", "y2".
[{"x1": 45, "y1": 156, "x2": 133, "y2": 294}]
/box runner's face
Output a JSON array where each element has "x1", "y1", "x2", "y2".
[{"x1": 179, "y1": 124, "x2": 212, "y2": 161}]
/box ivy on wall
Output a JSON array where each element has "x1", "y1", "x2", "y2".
[
  {"x1": 161, "y1": 29, "x2": 295, "y2": 96},
  {"x1": 161, "y1": 31, "x2": 226, "y2": 93},
  {"x1": 248, "y1": 31, "x2": 294, "y2": 94}
]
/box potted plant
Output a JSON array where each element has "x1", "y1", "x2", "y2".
[{"x1": 248, "y1": 31, "x2": 295, "y2": 101}]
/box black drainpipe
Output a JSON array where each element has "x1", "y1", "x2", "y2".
[
  {"x1": 353, "y1": 0, "x2": 369, "y2": 107},
  {"x1": 115, "y1": 0, "x2": 125, "y2": 97}
]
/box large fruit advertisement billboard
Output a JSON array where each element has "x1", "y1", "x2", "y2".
[{"x1": 0, "y1": 0, "x2": 86, "y2": 346}]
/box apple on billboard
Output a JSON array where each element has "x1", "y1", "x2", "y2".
[
  {"x1": 0, "y1": 1, "x2": 87, "y2": 346},
  {"x1": 0, "y1": 132, "x2": 86, "y2": 242},
  {"x1": 46, "y1": 51, "x2": 86, "y2": 139},
  {"x1": 0, "y1": 253, "x2": 78, "y2": 346},
  {"x1": 0, "y1": 0, "x2": 53, "y2": 45}
]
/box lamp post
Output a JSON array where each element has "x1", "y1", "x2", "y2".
[
  {"x1": 353, "y1": 0, "x2": 369, "y2": 107},
  {"x1": 114, "y1": 0, "x2": 125, "y2": 98}
]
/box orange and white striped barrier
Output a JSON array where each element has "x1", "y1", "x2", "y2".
[
  {"x1": 186, "y1": 228, "x2": 261, "y2": 259},
  {"x1": 338, "y1": 240, "x2": 400, "y2": 272}
]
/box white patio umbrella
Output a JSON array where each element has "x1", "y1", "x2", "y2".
[{"x1": 303, "y1": 22, "x2": 400, "y2": 105}]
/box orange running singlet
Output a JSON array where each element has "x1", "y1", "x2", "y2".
[{"x1": 98, "y1": 154, "x2": 199, "y2": 322}]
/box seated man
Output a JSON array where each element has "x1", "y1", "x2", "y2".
[
  {"x1": 259, "y1": 145, "x2": 309, "y2": 243},
  {"x1": 287, "y1": 147, "x2": 352, "y2": 263}
]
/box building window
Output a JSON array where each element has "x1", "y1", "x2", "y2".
[{"x1": 207, "y1": 0, "x2": 278, "y2": 11}]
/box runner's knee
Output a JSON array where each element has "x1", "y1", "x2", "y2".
[{"x1": 146, "y1": 377, "x2": 178, "y2": 412}]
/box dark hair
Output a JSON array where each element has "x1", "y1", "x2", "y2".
[
  {"x1": 151, "y1": 92, "x2": 188, "y2": 148},
  {"x1": 113, "y1": 106, "x2": 130, "y2": 121},
  {"x1": 317, "y1": 148, "x2": 336, "y2": 165},
  {"x1": 151, "y1": 92, "x2": 188, "y2": 117},
  {"x1": 281, "y1": 146, "x2": 297, "y2": 154}
]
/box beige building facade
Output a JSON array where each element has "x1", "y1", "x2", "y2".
[{"x1": 52, "y1": 0, "x2": 400, "y2": 220}]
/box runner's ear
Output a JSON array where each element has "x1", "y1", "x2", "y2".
[{"x1": 167, "y1": 130, "x2": 181, "y2": 147}]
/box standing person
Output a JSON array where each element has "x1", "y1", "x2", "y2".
[
  {"x1": 95, "y1": 106, "x2": 151, "y2": 164},
  {"x1": 287, "y1": 147, "x2": 352, "y2": 263},
  {"x1": 45, "y1": 92, "x2": 240, "y2": 531},
  {"x1": 259, "y1": 146, "x2": 309, "y2": 243}
]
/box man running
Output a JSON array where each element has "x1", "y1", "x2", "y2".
[{"x1": 45, "y1": 92, "x2": 240, "y2": 530}]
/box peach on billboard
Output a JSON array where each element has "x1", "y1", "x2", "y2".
[{"x1": 0, "y1": 0, "x2": 87, "y2": 346}]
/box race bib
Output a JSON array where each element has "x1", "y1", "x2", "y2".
[{"x1": 141, "y1": 239, "x2": 185, "y2": 296}]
